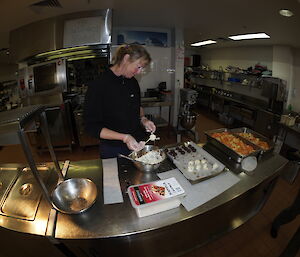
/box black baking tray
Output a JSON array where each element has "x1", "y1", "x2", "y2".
[{"x1": 205, "y1": 128, "x2": 261, "y2": 163}]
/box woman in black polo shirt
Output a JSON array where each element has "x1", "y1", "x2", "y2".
[{"x1": 84, "y1": 44, "x2": 156, "y2": 159}]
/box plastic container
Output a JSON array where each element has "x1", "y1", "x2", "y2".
[
  {"x1": 127, "y1": 177, "x2": 185, "y2": 218},
  {"x1": 241, "y1": 156, "x2": 258, "y2": 172}
]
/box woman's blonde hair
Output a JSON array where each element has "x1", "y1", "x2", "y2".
[{"x1": 112, "y1": 44, "x2": 151, "y2": 66}]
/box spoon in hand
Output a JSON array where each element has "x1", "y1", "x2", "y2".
[{"x1": 144, "y1": 133, "x2": 160, "y2": 145}]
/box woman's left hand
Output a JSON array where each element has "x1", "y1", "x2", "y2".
[{"x1": 141, "y1": 117, "x2": 156, "y2": 133}]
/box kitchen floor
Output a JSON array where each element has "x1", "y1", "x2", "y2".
[{"x1": 0, "y1": 108, "x2": 299, "y2": 257}]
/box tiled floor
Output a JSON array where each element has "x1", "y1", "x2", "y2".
[{"x1": 0, "y1": 108, "x2": 299, "y2": 257}]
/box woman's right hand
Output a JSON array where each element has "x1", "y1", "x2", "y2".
[{"x1": 123, "y1": 134, "x2": 145, "y2": 152}]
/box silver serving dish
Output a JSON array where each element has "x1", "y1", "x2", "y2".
[
  {"x1": 205, "y1": 128, "x2": 261, "y2": 163},
  {"x1": 130, "y1": 145, "x2": 166, "y2": 172},
  {"x1": 230, "y1": 127, "x2": 274, "y2": 154},
  {"x1": 51, "y1": 178, "x2": 97, "y2": 214}
]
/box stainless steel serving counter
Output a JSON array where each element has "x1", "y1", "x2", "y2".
[
  {"x1": 0, "y1": 141, "x2": 288, "y2": 257},
  {"x1": 52, "y1": 149, "x2": 288, "y2": 257},
  {"x1": 0, "y1": 162, "x2": 61, "y2": 235}
]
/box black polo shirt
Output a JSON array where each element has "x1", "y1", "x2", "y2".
[{"x1": 84, "y1": 68, "x2": 146, "y2": 145}]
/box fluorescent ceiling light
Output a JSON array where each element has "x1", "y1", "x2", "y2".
[
  {"x1": 228, "y1": 33, "x2": 270, "y2": 41},
  {"x1": 279, "y1": 9, "x2": 294, "y2": 17},
  {"x1": 191, "y1": 40, "x2": 217, "y2": 47},
  {"x1": 68, "y1": 55, "x2": 97, "y2": 61}
]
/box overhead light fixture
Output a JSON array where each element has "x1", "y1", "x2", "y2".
[
  {"x1": 279, "y1": 9, "x2": 294, "y2": 17},
  {"x1": 191, "y1": 40, "x2": 217, "y2": 47},
  {"x1": 228, "y1": 33, "x2": 270, "y2": 41},
  {"x1": 35, "y1": 46, "x2": 90, "y2": 57},
  {"x1": 46, "y1": 50, "x2": 95, "y2": 60},
  {"x1": 68, "y1": 55, "x2": 98, "y2": 61}
]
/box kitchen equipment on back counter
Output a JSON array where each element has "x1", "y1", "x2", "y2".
[
  {"x1": 280, "y1": 114, "x2": 297, "y2": 127},
  {"x1": 260, "y1": 76, "x2": 287, "y2": 114},
  {"x1": 176, "y1": 88, "x2": 199, "y2": 142},
  {"x1": 180, "y1": 111, "x2": 197, "y2": 130}
]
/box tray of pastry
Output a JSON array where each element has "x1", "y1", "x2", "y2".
[
  {"x1": 230, "y1": 127, "x2": 274, "y2": 154},
  {"x1": 205, "y1": 128, "x2": 261, "y2": 163},
  {"x1": 165, "y1": 141, "x2": 226, "y2": 183}
]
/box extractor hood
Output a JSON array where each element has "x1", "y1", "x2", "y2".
[{"x1": 9, "y1": 9, "x2": 112, "y2": 62}]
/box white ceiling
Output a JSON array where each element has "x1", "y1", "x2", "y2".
[{"x1": 1, "y1": 0, "x2": 300, "y2": 63}]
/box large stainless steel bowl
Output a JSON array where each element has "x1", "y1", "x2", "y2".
[
  {"x1": 130, "y1": 145, "x2": 166, "y2": 172},
  {"x1": 180, "y1": 111, "x2": 197, "y2": 130},
  {"x1": 51, "y1": 178, "x2": 97, "y2": 214}
]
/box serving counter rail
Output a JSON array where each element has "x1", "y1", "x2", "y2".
[{"x1": 0, "y1": 145, "x2": 288, "y2": 257}]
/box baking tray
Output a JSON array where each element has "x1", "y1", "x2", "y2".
[
  {"x1": 230, "y1": 127, "x2": 274, "y2": 154},
  {"x1": 165, "y1": 141, "x2": 226, "y2": 183},
  {"x1": 205, "y1": 128, "x2": 261, "y2": 163}
]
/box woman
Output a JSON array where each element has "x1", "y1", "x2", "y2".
[{"x1": 84, "y1": 44, "x2": 156, "y2": 159}]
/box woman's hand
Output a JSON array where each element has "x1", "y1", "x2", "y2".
[
  {"x1": 141, "y1": 116, "x2": 156, "y2": 133},
  {"x1": 123, "y1": 134, "x2": 145, "y2": 152}
]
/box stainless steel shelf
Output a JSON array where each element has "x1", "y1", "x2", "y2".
[
  {"x1": 153, "y1": 116, "x2": 169, "y2": 127},
  {"x1": 141, "y1": 100, "x2": 173, "y2": 127}
]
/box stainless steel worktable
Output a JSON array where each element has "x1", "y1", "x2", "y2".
[
  {"x1": 141, "y1": 99, "x2": 173, "y2": 127},
  {"x1": 53, "y1": 149, "x2": 288, "y2": 257}
]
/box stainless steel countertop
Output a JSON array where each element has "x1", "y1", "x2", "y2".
[
  {"x1": 0, "y1": 105, "x2": 44, "y2": 145},
  {"x1": 280, "y1": 122, "x2": 300, "y2": 135},
  {"x1": 141, "y1": 100, "x2": 173, "y2": 108},
  {"x1": 0, "y1": 162, "x2": 58, "y2": 236},
  {"x1": 54, "y1": 150, "x2": 288, "y2": 239},
  {"x1": 0, "y1": 105, "x2": 43, "y2": 126}
]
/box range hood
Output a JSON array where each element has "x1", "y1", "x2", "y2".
[{"x1": 9, "y1": 9, "x2": 112, "y2": 62}]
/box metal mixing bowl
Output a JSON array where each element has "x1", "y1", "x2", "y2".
[
  {"x1": 51, "y1": 178, "x2": 97, "y2": 214},
  {"x1": 130, "y1": 145, "x2": 166, "y2": 172},
  {"x1": 180, "y1": 111, "x2": 197, "y2": 130}
]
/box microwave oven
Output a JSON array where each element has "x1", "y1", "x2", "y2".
[{"x1": 20, "y1": 58, "x2": 68, "y2": 97}]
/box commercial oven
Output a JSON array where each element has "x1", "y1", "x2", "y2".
[
  {"x1": 28, "y1": 100, "x2": 75, "y2": 152},
  {"x1": 73, "y1": 107, "x2": 99, "y2": 149},
  {"x1": 18, "y1": 44, "x2": 110, "y2": 150},
  {"x1": 18, "y1": 59, "x2": 67, "y2": 100}
]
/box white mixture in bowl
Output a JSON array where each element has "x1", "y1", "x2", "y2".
[{"x1": 135, "y1": 150, "x2": 164, "y2": 164}]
